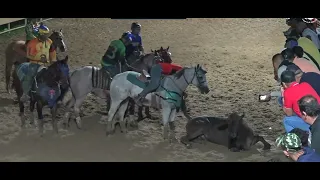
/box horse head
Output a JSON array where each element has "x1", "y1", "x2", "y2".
[
  {"x1": 191, "y1": 64, "x2": 209, "y2": 94},
  {"x1": 156, "y1": 46, "x2": 172, "y2": 63},
  {"x1": 50, "y1": 29, "x2": 67, "y2": 52},
  {"x1": 47, "y1": 55, "x2": 70, "y2": 89},
  {"x1": 227, "y1": 112, "x2": 245, "y2": 138}
]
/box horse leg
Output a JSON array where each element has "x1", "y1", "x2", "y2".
[
  {"x1": 251, "y1": 135, "x2": 271, "y2": 150},
  {"x1": 161, "y1": 107, "x2": 172, "y2": 140},
  {"x1": 19, "y1": 100, "x2": 26, "y2": 128},
  {"x1": 168, "y1": 108, "x2": 177, "y2": 143},
  {"x1": 128, "y1": 99, "x2": 138, "y2": 129},
  {"x1": 5, "y1": 61, "x2": 12, "y2": 94},
  {"x1": 73, "y1": 95, "x2": 86, "y2": 129},
  {"x1": 145, "y1": 107, "x2": 156, "y2": 120},
  {"x1": 137, "y1": 106, "x2": 143, "y2": 122},
  {"x1": 118, "y1": 100, "x2": 129, "y2": 134},
  {"x1": 106, "y1": 100, "x2": 121, "y2": 136},
  {"x1": 29, "y1": 100, "x2": 36, "y2": 128},
  {"x1": 106, "y1": 94, "x2": 111, "y2": 112},
  {"x1": 63, "y1": 96, "x2": 75, "y2": 129},
  {"x1": 36, "y1": 101, "x2": 44, "y2": 136},
  {"x1": 51, "y1": 105, "x2": 58, "y2": 134}
]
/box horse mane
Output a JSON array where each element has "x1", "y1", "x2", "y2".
[{"x1": 174, "y1": 67, "x2": 187, "y2": 79}]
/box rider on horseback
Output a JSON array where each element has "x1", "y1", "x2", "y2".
[
  {"x1": 20, "y1": 25, "x2": 57, "y2": 102},
  {"x1": 126, "y1": 22, "x2": 144, "y2": 58},
  {"x1": 25, "y1": 18, "x2": 40, "y2": 45},
  {"x1": 133, "y1": 57, "x2": 163, "y2": 106},
  {"x1": 101, "y1": 32, "x2": 134, "y2": 77}
]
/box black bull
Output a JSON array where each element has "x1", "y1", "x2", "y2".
[{"x1": 180, "y1": 112, "x2": 271, "y2": 152}]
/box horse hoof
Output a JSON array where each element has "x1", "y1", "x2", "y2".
[
  {"x1": 186, "y1": 144, "x2": 192, "y2": 149},
  {"x1": 146, "y1": 115, "x2": 157, "y2": 120},
  {"x1": 263, "y1": 144, "x2": 271, "y2": 150},
  {"x1": 75, "y1": 117, "x2": 82, "y2": 129},
  {"x1": 106, "y1": 130, "x2": 115, "y2": 136},
  {"x1": 229, "y1": 147, "x2": 240, "y2": 152}
]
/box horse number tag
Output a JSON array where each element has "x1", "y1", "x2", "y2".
[{"x1": 49, "y1": 89, "x2": 55, "y2": 99}]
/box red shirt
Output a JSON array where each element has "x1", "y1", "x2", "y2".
[
  {"x1": 283, "y1": 82, "x2": 320, "y2": 117},
  {"x1": 159, "y1": 63, "x2": 183, "y2": 75}
]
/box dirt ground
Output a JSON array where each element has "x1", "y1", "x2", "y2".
[{"x1": 0, "y1": 18, "x2": 290, "y2": 162}]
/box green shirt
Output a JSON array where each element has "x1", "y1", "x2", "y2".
[{"x1": 101, "y1": 39, "x2": 126, "y2": 67}]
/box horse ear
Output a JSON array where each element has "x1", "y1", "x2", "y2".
[
  {"x1": 60, "y1": 29, "x2": 63, "y2": 32},
  {"x1": 151, "y1": 49, "x2": 154, "y2": 52},
  {"x1": 52, "y1": 29, "x2": 56, "y2": 33},
  {"x1": 196, "y1": 64, "x2": 199, "y2": 68},
  {"x1": 240, "y1": 112, "x2": 245, "y2": 119},
  {"x1": 62, "y1": 55, "x2": 69, "y2": 63},
  {"x1": 167, "y1": 46, "x2": 169, "y2": 51},
  {"x1": 160, "y1": 46, "x2": 163, "y2": 50}
]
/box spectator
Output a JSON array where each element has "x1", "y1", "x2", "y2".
[
  {"x1": 280, "y1": 48, "x2": 320, "y2": 74},
  {"x1": 287, "y1": 64, "x2": 320, "y2": 96},
  {"x1": 280, "y1": 70, "x2": 320, "y2": 132},
  {"x1": 298, "y1": 95, "x2": 320, "y2": 153},
  {"x1": 296, "y1": 18, "x2": 320, "y2": 50},
  {"x1": 276, "y1": 133, "x2": 320, "y2": 162}
]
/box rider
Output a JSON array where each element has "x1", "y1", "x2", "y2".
[
  {"x1": 25, "y1": 18, "x2": 40, "y2": 45},
  {"x1": 126, "y1": 22, "x2": 144, "y2": 58},
  {"x1": 133, "y1": 54, "x2": 164, "y2": 106},
  {"x1": 20, "y1": 25, "x2": 57, "y2": 102},
  {"x1": 102, "y1": 32, "x2": 143, "y2": 77}
]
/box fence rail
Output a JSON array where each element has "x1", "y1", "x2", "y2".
[{"x1": 0, "y1": 18, "x2": 53, "y2": 35}]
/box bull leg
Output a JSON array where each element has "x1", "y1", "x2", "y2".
[
  {"x1": 106, "y1": 100, "x2": 122, "y2": 136},
  {"x1": 251, "y1": 135, "x2": 271, "y2": 150},
  {"x1": 127, "y1": 99, "x2": 138, "y2": 129},
  {"x1": 161, "y1": 107, "x2": 172, "y2": 140},
  {"x1": 180, "y1": 128, "x2": 204, "y2": 149}
]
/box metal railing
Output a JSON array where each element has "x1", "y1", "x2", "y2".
[{"x1": 0, "y1": 18, "x2": 53, "y2": 35}]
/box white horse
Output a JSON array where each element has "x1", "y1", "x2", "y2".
[{"x1": 106, "y1": 64, "x2": 210, "y2": 141}]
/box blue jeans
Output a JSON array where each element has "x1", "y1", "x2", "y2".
[
  {"x1": 283, "y1": 115, "x2": 310, "y2": 133},
  {"x1": 278, "y1": 96, "x2": 283, "y2": 107}
]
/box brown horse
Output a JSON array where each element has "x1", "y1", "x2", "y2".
[{"x1": 5, "y1": 29, "x2": 67, "y2": 94}]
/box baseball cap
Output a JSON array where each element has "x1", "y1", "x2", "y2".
[{"x1": 276, "y1": 133, "x2": 302, "y2": 152}]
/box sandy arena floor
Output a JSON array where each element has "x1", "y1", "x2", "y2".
[{"x1": 0, "y1": 18, "x2": 289, "y2": 162}]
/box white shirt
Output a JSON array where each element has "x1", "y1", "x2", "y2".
[{"x1": 302, "y1": 28, "x2": 320, "y2": 49}]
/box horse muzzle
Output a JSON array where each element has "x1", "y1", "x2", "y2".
[{"x1": 199, "y1": 86, "x2": 210, "y2": 94}]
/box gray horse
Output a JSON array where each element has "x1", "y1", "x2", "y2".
[
  {"x1": 62, "y1": 52, "x2": 162, "y2": 129},
  {"x1": 106, "y1": 64, "x2": 210, "y2": 141}
]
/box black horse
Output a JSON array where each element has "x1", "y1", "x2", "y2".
[
  {"x1": 180, "y1": 112, "x2": 271, "y2": 152},
  {"x1": 13, "y1": 56, "x2": 70, "y2": 136}
]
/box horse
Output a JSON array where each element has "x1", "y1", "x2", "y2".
[
  {"x1": 12, "y1": 56, "x2": 70, "y2": 136},
  {"x1": 128, "y1": 46, "x2": 175, "y2": 122},
  {"x1": 180, "y1": 112, "x2": 271, "y2": 151},
  {"x1": 62, "y1": 52, "x2": 162, "y2": 129},
  {"x1": 5, "y1": 29, "x2": 67, "y2": 94},
  {"x1": 106, "y1": 64, "x2": 210, "y2": 141}
]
